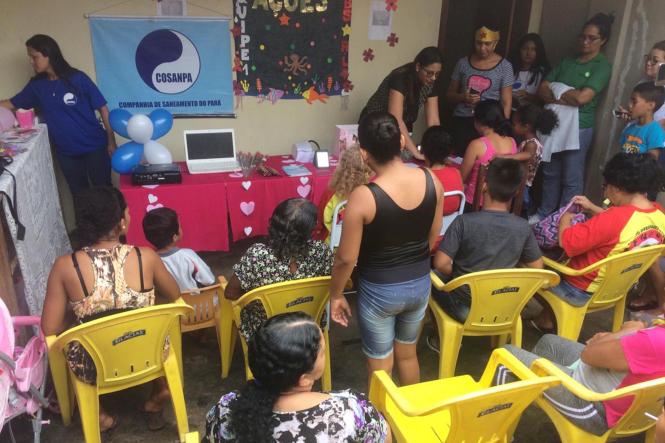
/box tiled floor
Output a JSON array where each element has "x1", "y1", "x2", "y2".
[{"x1": 1, "y1": 239, "x2": 648, "y2": 442}]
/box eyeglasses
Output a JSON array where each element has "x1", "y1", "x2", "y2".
[
  {"x1": 644, "y1": 55, "x2": 665, "y2": 65},
  {"x1": 421, "y1": 68, "x2": 441, "y2": 79},
  {"x1": 578, "y1": 34, "x2": 602, "y2": 43}
]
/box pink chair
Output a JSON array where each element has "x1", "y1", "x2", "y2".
[{"x1": 0, "y1": 298, "x2": 49, "y2": 443}]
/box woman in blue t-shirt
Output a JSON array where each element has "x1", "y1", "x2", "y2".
[{"x1": 1, "y1": 34, "x2": 116, "y2": 195}]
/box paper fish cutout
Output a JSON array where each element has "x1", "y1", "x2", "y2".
[{"x1": 302, "y1": 86, "x2": 329, "y2": 104}]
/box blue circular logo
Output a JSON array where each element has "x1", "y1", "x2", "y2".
[{"x1": 135, "y1": 29, "x2": 200, "y2": 94}]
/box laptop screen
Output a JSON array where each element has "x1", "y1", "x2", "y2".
[{"x1": 185, "y1": 131, "x2": 234, "y2": 160}]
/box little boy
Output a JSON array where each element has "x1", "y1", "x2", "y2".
[
  {"x1": 143, "y1": 207, "x2": 215, "y2": 292},
  {"x1": 619, "y1": 82, "x2": 665, "y2": 159},
  {"x1": 432, "y1": 158, "x2": 543, "y2": 325}
]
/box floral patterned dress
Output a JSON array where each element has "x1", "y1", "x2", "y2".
[
  {"x1": 66, "y1": 244, "x2": 155, "y2": 384},
  {"x1": 232, "y1": 241, "x2": 333, "y2": 340},
  {"x1": 204, "y1": 389, "x2": 389, "y2": 442}
]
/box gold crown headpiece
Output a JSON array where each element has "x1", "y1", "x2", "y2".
[{"x1": 475, "y1": 26, "x2": 500, "y2": 42}]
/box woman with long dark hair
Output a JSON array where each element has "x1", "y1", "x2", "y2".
[
  {"x1": 360, "y1": 46, "x2": 443, "y2": 160},
  {"x1": 203, "y1": 312, "x2": 390, "y2": 442},
  {"x1": 508, "y1": 33, "x2": 551, "y2": 106},
  {"x1": 0, "y1": 34, "x2": 116, "y2": 196}
]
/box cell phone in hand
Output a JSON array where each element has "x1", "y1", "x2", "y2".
[
  {"x1": 656, "y1": 63, "x2": 665, "y2": 87},
  {"x1": 612, "y1": 109, "x2": 629, "y2": 119},
  {"x1": 469, "y1": 87, "x2": 480, "y2": 95}
]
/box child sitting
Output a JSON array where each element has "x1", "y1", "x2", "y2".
[
  {"x1": 431, "y1": 158, "x2": 543, "y2": 327},
  {"x1": 460, "y1": 100, "x2": 518, "y2": 208},
  {"x1": 143, "y1": 207, "x2": 215, "y2": 292},
  {"x1": 315, "y1": 146, "x2": 371, "y2": 245},
  {"x1": 421, "y1": 126, "x2": 464, "y2": 216},
  {"x1": 507, "y1": 104, "x2": 558, "y2": 209},
  {"x1": 619, "y1": 82, "x2": 665, "y2": 159}
]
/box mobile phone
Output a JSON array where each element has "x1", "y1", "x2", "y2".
[
  {"x1": 613, "y1": 109, "x2": 629, "y2": 119},
  {"x1": 656, "y1": 62, "x2": 665, "y2": 87},
  {"x1": 469, "y1": 87, "x2": 480, "y2": 95}
]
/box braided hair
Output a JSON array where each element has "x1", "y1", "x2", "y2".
[
  {"x1": 229, "y1": 312, "x2": 321, "y2": 442},
  {"x1": 267, "y1": 198, "x2": 317, "y2": 261},
  {"x1": 72, "y1": 187, "x2": 127, "y2": 248}
]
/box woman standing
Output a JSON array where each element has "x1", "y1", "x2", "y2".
[
  {"x1": 361, "y1": 47, "x2": 443, "y2": 160},
  {"x1": 330, "y1": 112, "x2": 443, "y2": 386},
  {"x1": 446, "y1": 23, "x2": 515, "y2": 155},
  {"x1": 0, "y1": 34, "x2": 116, "y2": 196},
  {"x1": 533, "y1": 14, "x2": 613, "y2": 222},
  {"x1": 508, "y1": 33, "x2": 551, "y2": 106}
]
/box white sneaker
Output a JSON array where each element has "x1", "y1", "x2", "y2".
[{"x1": 528, "y1": 213, "x2": 543, "y2": 225}]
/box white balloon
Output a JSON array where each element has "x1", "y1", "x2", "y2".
[
  {"x1": 127, "y1": 114, "x2": 154, "y2": 144},
  {"x1": 144, "y1": 140, "x2": 173, "y2": 164}
]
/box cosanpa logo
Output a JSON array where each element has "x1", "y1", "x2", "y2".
[{"x1": 135, "y1": 29, "x2": 200, "y2": 94}]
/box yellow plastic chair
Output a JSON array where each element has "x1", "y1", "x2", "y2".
[
  {"x1": 185, "y1": 431, "x2": 199, "y2": 442},
  {"x1": 531, "y1": 358, "x2": 665, "y2": 443},
  {"x1": 228, "y1": 276, "x2": 332, "y2": 390},
  {"x1": 430, "y1": 269, "x2": 560, "y2": 378},
  {"x1": 46, "y1": 303, "x2": 194, "y2": 443},
  {"x1": 180, "y1": 279, "x2": 227, "y2": 378},
  {"x1": 538, "y1": 245, "x2": 665, "y2": 340},
  {"x1": 368, "y1": 348, "x2": 560, "y2": 443}
]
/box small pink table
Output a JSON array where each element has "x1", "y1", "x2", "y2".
[{"x1": 119, "y1": 156, "x2": 336, "y2": 251}]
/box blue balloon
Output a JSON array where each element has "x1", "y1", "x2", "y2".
[
  {"x1": 149, "y1": 108, "x2": 173, "y2": 139},
  {"x1": 111, "y1": 141, "x2": 143, "y2": 174},
  {"x1": 109, "y1": 108, "x2": 132, "y2": 138}
]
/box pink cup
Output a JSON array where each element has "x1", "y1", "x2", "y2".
[{"x1": 16, "y1": 109, "x2": 34, "y2": 129}]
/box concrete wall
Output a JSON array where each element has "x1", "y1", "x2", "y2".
[{"x1": 0, "y1": 0, "x2": 442, "y2": 160}]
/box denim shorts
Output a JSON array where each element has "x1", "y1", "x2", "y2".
[
  {"x1": 357, "y1": 274, "x2": 430, "y2": 359},
  {"x1": 548, "y1": 278, "x2": 592, "y2": 307}
]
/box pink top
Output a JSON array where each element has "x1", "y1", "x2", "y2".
[
  {"x1": 464, "y1": 136, "x2": 517, "y2": 204},
  {"x1": 604, "y1": 326, "x2": 665, "y2": 427}
]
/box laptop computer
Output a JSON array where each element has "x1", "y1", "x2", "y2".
[{"x1": 184, "y1": 129, "x2": 240, "y2": 174}]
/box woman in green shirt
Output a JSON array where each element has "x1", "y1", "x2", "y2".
[{"x1": 534, "y1": 13, "x2": 613, "y2": 221}]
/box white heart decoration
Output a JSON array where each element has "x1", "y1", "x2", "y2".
[
  {"x1": 244, "y1": 226, "x2": 253, "y2": 236},
  {"x1": 228, "y1": 172, "x2": 243, "y2": 178},
  {"x1": 299, "y1": 177, "x2": 309, "y2": 185},
  {"x1": 241, "y1": 181, "x2": 252, "y2": 190},
  {"x1": 146, "y1": 203, "x2": 164, "y2": 212},
  {"x1": 240, "y1": 201, "x2": 255, "y2": 216},
  {"x1": 142, "y1": 184, "x2": 159, "y2": 189},
  {"x1": 297, "y1": 184, "x2": 311, "y2": 198},
  {"x1": 148, "y1": 194, "x2": 158, "y2": 204}
]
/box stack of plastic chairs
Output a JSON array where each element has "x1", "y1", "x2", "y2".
[{"x1": 0, "y1": 297, "x2": 49, "y2": 443}]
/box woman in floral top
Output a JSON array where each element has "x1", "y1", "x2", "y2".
[
  {"x1": 225, "y1": 198, "x2": 334, "y2": 339},
  {"x1": 203, "y1": 313, "x2": 391, "y2": 443}
]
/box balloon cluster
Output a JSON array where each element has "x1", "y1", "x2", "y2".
[{"x1": 109, "y1": 108, "x2": 174, "y2": 173}]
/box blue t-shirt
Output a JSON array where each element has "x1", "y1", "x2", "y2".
[
  {"x1": 619, "y1": 121, "x2": 665, "y2": 154},
  {"x1": 11, "y1": 71, "x2": 107, "y2": 156}
]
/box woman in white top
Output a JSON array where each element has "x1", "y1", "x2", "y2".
[{"x1": 508, "y1": 33, "x2": 551, "y2": 107}]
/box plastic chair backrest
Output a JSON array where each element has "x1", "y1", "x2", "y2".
[
  {"x1": 454, "y1": 269, "x2": 560, "y2": 332},
  {"x1": 441, "y1": 190, "x2": 465, "y2": 236},
  {"x1": 587, "y1": 245, "x2": 665, "y2": 308},
  {"x1": 180, "y1": 283, "x2": 221, "y2": 332},
  {"x1": 471, "y1": 162, "x2": 527, "y2": 215},
  {"x1": 49, "y1": 304, "x2": 191, "y2": 388},
  {"x1": 329, "y1": 199, "x2": 347, "y2": 250},
  {"x1": 472, "y1": 163, "x2": 488, "y2": 211},
  {"x1": 231, "y1": 277, "x2": 331, "y2": 328},
  {"x1": 370, "y1": 370, "x2": 559, "y2": 442}
]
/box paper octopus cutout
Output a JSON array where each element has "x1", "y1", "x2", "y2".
[{"x1": 283, "y1": 54, "x2": 309, "y2": 75}]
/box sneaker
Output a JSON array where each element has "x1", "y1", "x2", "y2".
[
  {"x1": 426, "y1": 335, "x2": 440, "y2": 354},
  {"x1": 528, "y1": 213, "x2": 543, "y2": 225}
]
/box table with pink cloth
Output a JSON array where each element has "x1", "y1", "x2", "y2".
[{"x1": 119, "y1": 155, "x2": 337, "y2": 251}]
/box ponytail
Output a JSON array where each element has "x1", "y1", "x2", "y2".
[
  {"x1": 514, "y1": 104, "x2": 559, "y2": 136},
  {"x1": 229, "y1": 381, "x2": 280, "y2": 443}
]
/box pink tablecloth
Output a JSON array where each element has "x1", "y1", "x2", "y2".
[{"x1": 119, "y1": 155, "x2": 336, "y2": 251}]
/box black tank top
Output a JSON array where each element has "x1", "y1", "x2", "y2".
[{"x1": 357, "y1": 168, "x2": 437, "y2": 284}]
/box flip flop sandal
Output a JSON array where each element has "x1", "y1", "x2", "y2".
[
  {"x1": 529, "y1": 319, "x2": 556, "y2": 335},
  {"x1": 100, "y1": 414, "x2": 119, "y2": 441},
  {"x1": 627, "y1": 299, "x2": 658, "y2": 311},
  {"x1": 139, "y1": 407, "x2": 166, "y2": 431}
]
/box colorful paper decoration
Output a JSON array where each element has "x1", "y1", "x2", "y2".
[
  {"x1": 387, "y1": 32, "x2": 399, "y2": 47},
  {"x1": 232, "y1": 0, "x2": 352, "y2": 100},
  {"x1": 363, "y1": 48, "x2": 375, "y2": 62},
  {"x1": 385, "y1": 0, "x2": 398, "y2": 11}
]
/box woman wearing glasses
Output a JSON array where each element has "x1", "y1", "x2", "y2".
[
  {"x1": 446, "y1": 21, "x2": 515, "y2": 155},
  {"x1": 360, "y1": 46, "x2": 443, "y2": 160},
  {"x1": 532, "y1": 13, "x2": 613, "y2": 223}
]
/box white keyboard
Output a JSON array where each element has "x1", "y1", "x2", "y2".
[{"x1": 188, "y1": 161, "x2": 240, "y2": 174}]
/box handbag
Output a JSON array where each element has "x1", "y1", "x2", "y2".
[{"x1": 532, "y1": 201, "x2": 586, "y2": 249}]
